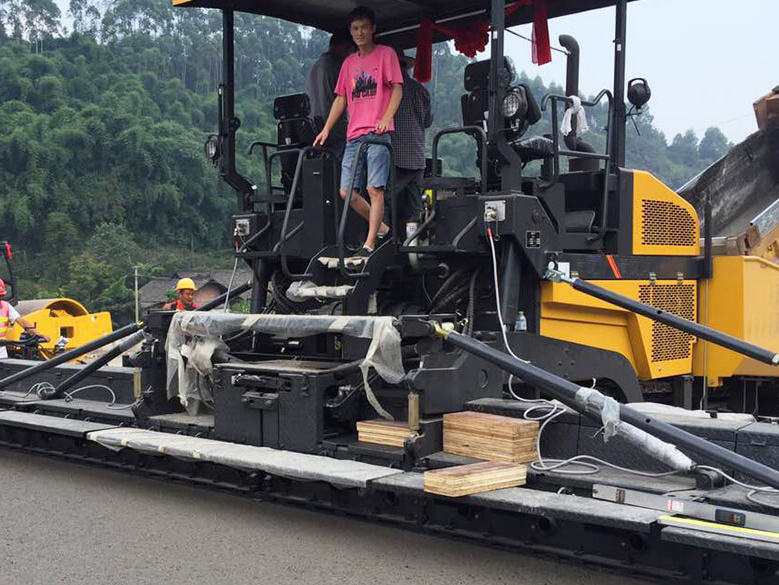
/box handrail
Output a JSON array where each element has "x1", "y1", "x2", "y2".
[
  {"x1": 402, "y1": 126, "x2": 488, "y2": 253},
  {"x1": 539, "y1": 90, "x2": 614, "y2": 242},
  {"x1": 403, "y1": 209, "x2": 437, "y2": 247},
  {"x1": 431, "y1": 126, "x2": 488, "y2": 196},
  {"x1": 337, "y1": 138, "x2": 394, "y2": 280},
  {"x1": 276, "y1": 145, "x2": 338, "y2": 280}
]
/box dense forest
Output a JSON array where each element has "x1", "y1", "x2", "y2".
[{"x1": 0, "y1": 0, "x2": 733, "y2": 323}]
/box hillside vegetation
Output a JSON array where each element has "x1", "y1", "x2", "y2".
[{"x1": 0, "y1": 0, "x2": 732, "y2": 322}]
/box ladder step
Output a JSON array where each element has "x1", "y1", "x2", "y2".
[
  {"x1": 318, "y1": 256, "x2": 365, "y2": 269},
  {"x1": 287, "y1": 281, "x2": 355, "y2": 300}
]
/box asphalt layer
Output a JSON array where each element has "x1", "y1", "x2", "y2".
[{"x1": 0, "y1": 448, "x2": 653, "y2": 585}]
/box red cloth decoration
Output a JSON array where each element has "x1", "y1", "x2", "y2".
[{"x1": 414, "y1": 0, "x2": 551, "y2": 83}]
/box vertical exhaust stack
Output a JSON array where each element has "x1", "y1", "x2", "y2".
[
  {"x1": 559, "y1": 35, "x2": 580, "y2": 103},
  {"x1": 559, "y1": 35, "x2": 597, "y2": 169}
]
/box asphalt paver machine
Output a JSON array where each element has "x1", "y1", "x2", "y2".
[{"x1": 3, "y1": 2, "x2": 779, "y2": 583}]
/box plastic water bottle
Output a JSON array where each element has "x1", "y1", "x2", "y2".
[{"x1": 514, "y1": 311, "x2": 527, "y2": 332}]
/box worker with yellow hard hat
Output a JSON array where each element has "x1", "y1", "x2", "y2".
[{"x1": 163, "y1": 277, "x2": 199, "y2": 312}]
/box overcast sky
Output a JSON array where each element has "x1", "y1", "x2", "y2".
[
  {"x1": 503, "y1": 0, "x2": 776, "y2": 144},
  {"x1": 53, "y1": 0, "x2": 775, "y2": 144}
]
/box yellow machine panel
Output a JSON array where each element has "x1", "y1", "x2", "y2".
[
  {"x1": 540, "y1": 279, "x2": 697, "y2": 380},
  {"x1": 8, "y1": 298, "x2": 113, "y2": 359},
  {"x1": 632, "y1": 171, "x2": 700, "y2": 257},
  {"x1": 693, "y1": 256, "x2": 779, "y2": 385}
]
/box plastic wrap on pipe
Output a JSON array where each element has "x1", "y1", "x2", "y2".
[{"x1": 575, "y1": 387, "x2": 695, "y2": 472}]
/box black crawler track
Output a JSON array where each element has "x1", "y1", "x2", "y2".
[{"x1": 1, "y1": 420, "x2": 777, "y2": 585}]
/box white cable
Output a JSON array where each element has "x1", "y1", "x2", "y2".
[
  {"x1": 224, "y1": 255, "x2": 239, "y2": 313},
  {"x1": 486, "y1": 229, "x2": 682, "y2": 479}
]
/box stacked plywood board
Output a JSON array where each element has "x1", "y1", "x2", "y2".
[
  {"x1": 356, "y1": 419, "x2": 415, "y2": 448},
  {"x1": 424, "y1": 461, "x2": 527, "y2": 497},
  {"x1": 443, "y1": 411, "x2": 539, "y2": 463}
]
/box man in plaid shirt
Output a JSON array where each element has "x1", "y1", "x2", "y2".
[{"x1": 389, "y1": 49, "x2": 432, "y2": 225}]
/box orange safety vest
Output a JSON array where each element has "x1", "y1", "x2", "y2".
[
  {"x1": 0, "y1": 300, "x2": 9, "y2": 338},
  {"x1": 164, "y1": 300, "x2": 199, "y2": 312}
]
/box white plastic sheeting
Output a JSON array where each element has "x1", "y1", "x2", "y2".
[{"x1": 165, "y1": 312, "x2": 404, "y2": 419}]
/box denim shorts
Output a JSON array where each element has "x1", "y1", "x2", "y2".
[{"x1": 340, "y1": 132, "x2": 391, "y2": 192}]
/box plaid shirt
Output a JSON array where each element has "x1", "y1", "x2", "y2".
[{"x1": 391, "y1": 72, "x2": 432, "y2": 170}]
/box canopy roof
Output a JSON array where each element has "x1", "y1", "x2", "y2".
[{"x1": 173, "y1": 0, "x2": 639, "y2": 48}]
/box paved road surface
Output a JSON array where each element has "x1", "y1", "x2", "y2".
[{"x1": 0, "y1": 448, "x2": 653, "y2": 585}]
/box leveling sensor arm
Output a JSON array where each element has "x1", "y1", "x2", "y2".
[
  {"x1": 545, "y1": 268, "x2": 779, "y2": 366},
  {"x1": 433, "y1": 325, "x2": 779, "y2": 490}
]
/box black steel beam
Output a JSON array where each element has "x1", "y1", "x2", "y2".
[
  {"x1": 565, "y1": 276, "x2": 779, "y2": 366},
  {"x1": 219, "y1": 8, "x2": 254, "y2": 211},
  {"x1": 611, "y1": 0, "x2": 627, "y2": 170},
  {"x1": 440, "y1": 328, "x2": 779, "y2": 489},
  {"x1": 0, "y1": 322, "x2": 143, "y2": 391}
]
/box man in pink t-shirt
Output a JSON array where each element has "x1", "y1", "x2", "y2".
[{"x1": 313, "y1": 6, "x2": 403, "y2": 256}]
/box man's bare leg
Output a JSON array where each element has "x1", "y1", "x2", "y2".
[
  {"x1": 339, "y1": 188, "x2": 389, "y2": 249},
  {"x1": 365, "y1": 186, "x2": 386, "y2": 250}
]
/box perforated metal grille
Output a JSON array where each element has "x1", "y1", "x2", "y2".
[
  {"x1": 638, "y1": 284, "x2": 695, "y2": 363},
  {"x1": 640, "y1": 199, "x2": 696, "y2": 247}
]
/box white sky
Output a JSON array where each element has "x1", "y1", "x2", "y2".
[{"x1": 53, "y1": 0, "x2": 776, "y2": 144}]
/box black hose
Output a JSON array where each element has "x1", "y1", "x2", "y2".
[
  {"x1": 426, "y1": 266, "x2": 470, "y2": 311},
  {"x1": 430, "y1": 282, "x2": 471, "y2": 314},
  {"x1": 465, "y1": 268, "x2": 480, "y2": 336},
  {"x1": 270, "y1": 270, "x2": 303, "y2": 314}
]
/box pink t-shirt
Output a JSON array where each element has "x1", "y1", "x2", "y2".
[{"x1": 335, "y1": 44, "x2": 403, "y2": 141}]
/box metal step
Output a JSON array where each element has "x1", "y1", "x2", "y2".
[
  {"x1": 286, "y1": 281, "x2": 355, "y2": 299},
  {"x1": 317, "y1": 256, "x2": 365, "y2": 269}
]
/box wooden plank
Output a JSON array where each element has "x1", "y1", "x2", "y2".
[
  {"x1": 357, "y1": 419, "x2": 415, "y2": 448},
  {"x1": 424, "y1": 461, "x2": 527, "y2": 497},
  {"x1": 443, "y1": 411, "x2": 539, "y2": 463}
]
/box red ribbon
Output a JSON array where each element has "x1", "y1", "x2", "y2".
[{"x1": 414, "y1": 0, "x2": 551, "y2": 83}]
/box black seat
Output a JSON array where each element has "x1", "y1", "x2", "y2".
[{"x1": 514, "y1": 136, "x2": 554, "y2": 163}]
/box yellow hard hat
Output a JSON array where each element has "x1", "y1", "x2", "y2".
[{"x1": 176, "y1": 277, "x2": 196, "y2": 291}]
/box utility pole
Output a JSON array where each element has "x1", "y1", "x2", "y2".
[{"x1": 134, "y1": 266, "x2": 139, "y2": 322}]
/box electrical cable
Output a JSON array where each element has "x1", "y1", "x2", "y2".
[
  {"x1": 15, "y1": 381, "x2": 138, "y2": 409},
  {"x1": 224, "y1": 254, "x2": 239, "y2": 312},
  {"x1": 505, "y1": 28, "x2": 570, "y2": 56},
  {"x1": 486, "y1": 227, "x2": 682, "y2": 478}
]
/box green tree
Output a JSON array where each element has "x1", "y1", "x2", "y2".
[{"x1": 699, "y1": 127, "x2": 730, "y2": 164}]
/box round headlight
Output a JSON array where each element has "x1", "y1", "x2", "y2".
[
  {"x1": 204, "y1": 135, "x2": 219, "y2": 163},
  {"x1": 501, "y1": 91, "x2": 521, "y2": 118}
]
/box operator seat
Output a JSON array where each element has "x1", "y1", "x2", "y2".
[{"x1": 273, "y1": 93, "x2": 323, "y2": 194}]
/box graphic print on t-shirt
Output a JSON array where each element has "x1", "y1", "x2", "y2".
[{"x1": 351, "y1": 69, "x2": 378, "y2": 100}]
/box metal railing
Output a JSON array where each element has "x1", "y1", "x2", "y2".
[
  {"x1": 540, "y1": 89, "x2": 614, "y2": 241},
  {"x1": 396, "y1": 126, "x2": 487, "y2": 253},
  {"x1": 275, "y1": 145, "x2": 339, "y2": 280}
]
